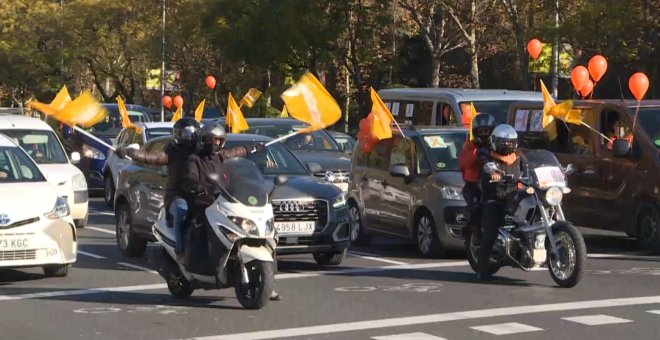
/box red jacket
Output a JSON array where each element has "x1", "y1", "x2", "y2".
[{"x1": 459, "y1": 141, "x2": 480, "y2": 183}]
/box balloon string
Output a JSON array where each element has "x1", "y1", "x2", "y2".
[{"x1": 632, "y1": 100, "x2": 641, "y2": 131}]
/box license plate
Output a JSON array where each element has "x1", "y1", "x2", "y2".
[
  {"x1": 275, "y1": 221, "x2": 315, "y2": 234},
  {"x1": 0, "y1": 237, "x2": 30, "y2": 250},
  {"x1": 334, "y1": 182, "x2": 349, "y2": 192}
]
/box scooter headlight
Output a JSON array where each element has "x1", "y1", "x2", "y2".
[
  {"x1": 545, "y1": 187, "x2": 563, "y2": 206},
  {"x1": 229, "y1": 216, "x2": 258, "y2": 234}
]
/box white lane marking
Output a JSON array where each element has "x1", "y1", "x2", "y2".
[
  {"x1": 647, "y1": 310, "x2": 660, "y2": 315},
  {"x1": 372, "y1": 332, "x2": 446, "y2": 340},
  {"x1": 588, "y1": 253, "x2": 660, "y2": 261},
  {"x1": 89, "y1": 210, "x2": 115, "y2": 217},
  {"x1": 348, "y1": 251, "x2": 408, "y2": 265},
  {"x1": 471, "y1": 322, "x2": 543, "y2": 335},
  {"x1": 274, "y1": 261, "x2": 468, "y2": 280},
  {"x1": 0, "y1": 283, "x2": 166, "y2": 301},
  {"x1": 186, "y1": 295, "x2": 660, "y2": 340},
  {"x1": 117, "y1": 262, "x2": 158, "y2": 274},
  {"x1": 77, "y1": 250, "x2": 107, "y2": 259},
  {"x1": 561, "y1": 314, "x2": 633, "y2": 326},
  {"x1": 86, "y1": 226, "x2": 116, "y2": 235}
]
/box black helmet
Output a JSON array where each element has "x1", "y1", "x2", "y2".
[
  {"x1": 472, "y1": 113, "x2": 496, "y2": 145},
  {"x1": 490, "y1": 124, "x2": 518, "y2": 156},
  {"x1": 200, "y1": 121, "x2": 227, "y2": 154},
  {"x1": 173, "y1": 117, "x2": 200, "y2": 149}
]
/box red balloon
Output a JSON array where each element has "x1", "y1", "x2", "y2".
[
  {"x1": 173, "y1": 95, "x2": 184, "y2": 108},
  {"x1": 571, "y1": 66, "x2": 590, "y2": 93},
  {"x1": 205, "y1": 75, "x2": 216, "y2": 90},
  {"x1": 527, "y1": 39, "x2": 543, "y2": 61},
  {"x1": 358, "y1": 129, "x2": 369, "y2": 141},
  {"x1": 588, "y1": 55, "x2": 608, "y2": 83},
  {"x1": 629, "y1": 72, "x2": 650, "y2": 101},
  {"x1": 162, "y1": 96, "x2": 173, "y2": 109},
  {"x1": 360, "y1": 141, "x2": 374, "y2": 153},
  {"x1": 579, "y1": 79, "x2": 594, "y2": 98},
  {"x1": 359, "y1": 118, "x2": 370, "y2": 131}
]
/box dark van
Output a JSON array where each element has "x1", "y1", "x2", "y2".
[{"x1": 507, "y1": 100, "x2": 660, "y2": 251}]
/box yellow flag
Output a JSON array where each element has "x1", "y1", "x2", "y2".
[
  {"x1": 117, "y1": 96, "x2": 134, "y2": 128},
  {"x1": 194, "y1": 99, "x2": 206, "y2": 122},
  {"x1": 469, "y1": 102, "x2": 479, "y2": 141},
  {"x1": 29, "y1": 86, "x2": 72, "y2": 117},
  {"x1": 239, "y1": 88, "x2": 262, "y2": 108},
  {"x1": 280, "y1": 105, "x2": 289, "y2": 118},
  {"x1": 171, "y1": 106, "x2": 183, "y2": 122},
  {"x1": 370, "y1": 87, "x2": 394, "y2": 140},
  {"x1": 540, "y1": 80, "x2": 558, "y2": 141},
  {"x1": 56, "y1": 91, "x2": 109, "y2": 128},
  {"x1": 281, "y1": 72, "x2": 341, "y2": 131},
  {"x1": 227, "y1": 93, "x2": 249, "y2": 133}
]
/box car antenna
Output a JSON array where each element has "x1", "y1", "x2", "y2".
[{"x1": 617, "y1": 74, "x2": 625, "y2": 101}]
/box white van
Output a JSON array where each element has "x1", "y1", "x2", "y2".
[
  {"x1": 0, "y1": 116, "x2": 89, "y2": 228},
  {"x1": 378, "y1": 88, "x2": 543, "y2": 127}
]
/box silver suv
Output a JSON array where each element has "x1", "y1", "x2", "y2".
[{"x1": 347, "y1": 126, "x2": 469, "y2": 257}]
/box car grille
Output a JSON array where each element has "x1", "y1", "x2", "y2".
[
  {"x1": 0, "y1": 249, "x2": 37, "y2": 261},
  {"x1": 0, "y1": 217, "x2": 39, "y2": 230},
  {"x1": 277, "y1": 236, "x2": 315, "y2": 246},
  {"x1": 272, "y1": 200, "x2": 328, "y2": 230},
  {"x1": 313, "y1": 169, "x2": 350, "y2": 184}
]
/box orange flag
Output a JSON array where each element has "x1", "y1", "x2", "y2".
[
  {"x1": 281, "y1": 72, "x2": 341, "y2": 131},
  {"x1": 239, "y1": 88, "x2": 262, "y2": 108},
  {"x1": 469, "y1": 102, "x2": 479, "y2": 141},
  {"x1": 117, "y1": 96, "x2": 135, "y2": 128},
  {"x1": 369, "y1": 87, "x2": 394, "y2": 140},
  {"x1": 227, "y1": 93, "x2": 249, "y2": 133},
  {"x1": 194, "y1": 99, "x2": 206, "y2": 122},
  {"x1": 29, "y1": 86, "x2": 72, "y2": 117},
  {"x1": 55, "y1": 91, "x2": 108, "y2": 128}
]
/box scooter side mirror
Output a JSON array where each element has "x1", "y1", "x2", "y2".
[
  {"x1": 483, "y1": 162, "x2": 498, "y2": 175},
  {"x1": 564, "y1": 163, "x2": 576, "y2": 176}
]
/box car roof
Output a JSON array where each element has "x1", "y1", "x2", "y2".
[
  {"x1": 0, "y1": 133, "x2": 18, "y2": 147},
  {"x1": 214, "y1": 117, "x2": 308, "y2": 126},
  {"x1": 146, "y1": 133, "x2": 273, "y2": 146},
  {"x1": 378, "y1": 88, "x2": 543, "y2": 101},
  {"x1": 511, "y1": 99, "x2": 660, "y2": 110},
  {"x1": 102, "y1": 103, "x2": 150, "y2": 110},
  {"x1": 0, "y1": 115, "x2": 54, "y2": 131},
  {"x1": 398, "y1": 125, "x2": 469, "y2": 137},
  {"x1": 135, "y1": 122, "x2": 174, "y2": 129}
]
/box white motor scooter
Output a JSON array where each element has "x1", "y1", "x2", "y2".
[{"x1": 149, "y1": 157, "x2": 286, "y2": 309}]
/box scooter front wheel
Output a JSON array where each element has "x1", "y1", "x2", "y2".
[
  {"x1": 235, "y1": 260, "x2": 274, "y2": 309},
  {"x1": 546, "y1": 222, "x2": 586, "y2": 288}
]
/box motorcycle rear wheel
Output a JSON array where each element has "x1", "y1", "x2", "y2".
[
  {"x1": 546, "y1": 222, "x2": 586, "y2": 288},
  {"x1": 235, "y1": 260, "x2": 274, "y2": 309},
  {"x1": 464, "y1": 226, "x2": 500, "y2": 276}
]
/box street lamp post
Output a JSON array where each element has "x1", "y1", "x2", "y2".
[
  {"x1": 161, "y1": 0, "x2": 166, "y2": 122},
  {"x1": 552, "y1": 0, "x2": 559, "y2": 98}
]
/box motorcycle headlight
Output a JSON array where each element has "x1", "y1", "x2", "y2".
[
  {"x1": 332, "y1": 192, "x2": 347, "y2": 209},
  {"x1": 72, "y1": 173, "x2": 87, "y2": 189},
  {"x1": 229, "y1": 216, "x2": 258, "y2": 235},
  {"x1": 440, "y1": 186, "x2": 463, "y2": 200},
  {"x1": 82, "y1": 144, "x2": 106, "y2": 160},
  {"x1": 45, "y1": 196, "x2": 70, "y2": 219},
  {"x1": 545, "y1": 187, "x2": 563, "y2": 206}
]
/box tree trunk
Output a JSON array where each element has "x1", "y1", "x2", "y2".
[
  {"x1": 431, "y1": 57, "x2": 441, "y2": 88},
  {"x1": 515, "y1": 33, "x2": 530, "y2": 90},
  {"x1": 468, "y1": 0, "x2": 479, "y2": 88}
]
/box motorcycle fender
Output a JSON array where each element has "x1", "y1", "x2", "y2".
[{"x1": 239, "y1": 245, "x2": 274, "y2": 263}]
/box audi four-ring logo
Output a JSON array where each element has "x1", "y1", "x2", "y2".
[{"x1": 280, "y1": 203, "x2": 304, "y2": 212}]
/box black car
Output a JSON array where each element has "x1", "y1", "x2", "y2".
[
  {"x1": 215, "y1": 118, "x2": 352, "y2": 192},
  {"x1": 327, "y1": 130, "x2": 357, "y2": 154},
  {"x1": 113, "y1": 134, "x2": 351, "y2": 265}
]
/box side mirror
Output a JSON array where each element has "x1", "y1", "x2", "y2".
[
  {"x1": 307, "y1": 162, "x2": 323, "y2": 174},
  {"x1": 127, "y1": 143, "x2": 140, "y2": 151},
  {"x1": 389, "y1": 164, "x2": 410, "y2": 178},
  {"x1": 612, "y1": 139, "x2": 632, "y2": 158},
  {"x1": 564, "y1": 163, "x2": 576, "y2": 176},
  {"x1": 70, "y1": 152, "x2": 81, "y2": 165},
  {"x1": 337, "y1": 143, "x2": 345, "y2": 153},
  {"x1": 483, "y1": 162, "x2": 499, "y2": 175},
  {"x1": 274, "y1": 175, "x2": 288, "y2": 187}
]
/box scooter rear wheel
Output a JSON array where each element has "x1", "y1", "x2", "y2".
[
  {"x1": 167, "y1": 274, "x2": 194, "y2": 298},
  {"x1": 464, "y1": 226, "x2": 500, "y2": 276},
  {"x1": 235, "y1": 260, "x2": 274, "y2": 310}
]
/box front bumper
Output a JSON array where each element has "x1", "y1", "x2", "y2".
[
  {"x1": 276, "y1": 206, "x2": 351, "y2": 255},
  {"x1": 0, "y1": 217, "x2": 77, "y2": 268},
  {"x1": 436, "y1": 203, "x2": 469, "y2": 249}
]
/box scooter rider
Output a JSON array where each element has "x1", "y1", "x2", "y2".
[{"x1": 477, "y1": 124, "x2": 525, "y2": 281}]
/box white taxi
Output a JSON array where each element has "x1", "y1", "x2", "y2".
[
  {"x1": 0, "y1": 116, "x2": 89, "y2": 228},
  {"x1": 0, "y1": 133, "x2": 76, "y2": 276}
]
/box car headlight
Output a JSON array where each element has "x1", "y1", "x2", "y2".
[
  {"x1": 229, "y1": 216, "x2": 258, "y2": 234},
  {"x1": 72, "y1": 173, "x2": 87, "y2": 189},
  {"x1": 440, "y1": 186, "x2": 463, "y2": 200},
  {"x1": 82, "y1": 144, "x2": 106, "y2": 160},
  {"x1": 545, "y1": 187, "x2": 563, "y2": 206},
  {"x1": 265, "y1": 218, "x2": 274, "y2": 234},
  {"x1": 45, "y1": 196, "x2": 70, "y2": 219},
  {"x1": 324, "y1": 171, "x2": 336, "y2": 183},
  {"x1": 332, "y1": 192, "x2": 347, "y2": 208}
]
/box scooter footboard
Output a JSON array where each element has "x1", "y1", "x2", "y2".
[{"x1": 239, "y1": 245, "x2": 273, "y2": 263}]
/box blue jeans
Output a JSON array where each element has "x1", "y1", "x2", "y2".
[{"x1": 169, "y1": 198, "x2": 188, "y2": 254}]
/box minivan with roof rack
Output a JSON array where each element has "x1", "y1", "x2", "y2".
[{"x1": 347, "y1": 126, "x2": 469, "y2": 257}]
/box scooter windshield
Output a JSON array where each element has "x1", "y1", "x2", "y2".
[{"x1": 220, "y1": 158, "x2": 268, "y2": 207}]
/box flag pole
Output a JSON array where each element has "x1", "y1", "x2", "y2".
[{"x1": 72, "y1": 126, "x2": 114, "y2": 151}]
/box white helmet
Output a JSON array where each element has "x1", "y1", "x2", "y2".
[{"x1": 490, "y1": 124, "x2": 518, "y2": 155}]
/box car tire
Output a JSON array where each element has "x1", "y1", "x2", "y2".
[
  {"x1": 115, "y1": 202, "x2": 147, "y2": 257},
  {"x1": 348, "y1": 202, "x2": 372, "y2": 246},
  {"x1": 637, "y1": 204, "x2": 660, "y2": 253},
  {"x1": 104, "y1": 174, "x2": 115, "y2": 208},
  {"x1": 313, "y1": 248, "x2": 347, "y2": 266},
  {"x1": 414, "y1": 211, "x2": 445, "y2": 258},
  {"x1": 43, "y1": 264, "x2": 69, "y2": 277},
  {"x1": 75, "y1": 215, "x2": 87, "y2": 228}
]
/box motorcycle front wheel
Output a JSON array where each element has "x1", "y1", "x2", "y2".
[
  {"x1": 546, "y1": 222, "x2": 587, "y2": 288},
  {"x1": 235, "y1": 260, "x2": 274, "y2": 309},
  {"x1": 464, "y1": 226, "x2": 500, "y2": 276}
]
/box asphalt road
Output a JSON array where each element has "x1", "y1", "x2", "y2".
[{"x1": 1, "y1": 198, "x2": 659, "y2": 340}]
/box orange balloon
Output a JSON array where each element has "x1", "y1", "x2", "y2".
[
  {"x1": 162, "y1": 96, "x2": 173, "y2": 109},
  {"x1": 579, "y1": 79, "x2": 594, "y2": 98},
  {"x1": 527, "y1": 39, "x2": 543, "y2": 61},
  {"x1": 628, "y1": 72, "x2": 649, "y2": 101},
  {"x1": 588, "y1": 55, "x2": 608, "y2": 82},
  {"x1": 205, "y1": 76, "x2": 216, "y2": 90},
  {"x1": 571, "y1": 66, "x2": 590, "y2": 92},
  {"x1": 173, "y1": 95, "x2": 184, "y2": 108}
]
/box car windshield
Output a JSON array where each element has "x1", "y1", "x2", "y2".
[
  {"x1": 464, "y1": 100, "x2": 539, "y2": 124},
  {"x1": 246, "y1": 124, "x2": 340, "y2": 151},
  {"x1": 421, "y1": 132, "x2": 467, "y2": 172},
  {"x1": 146, "y1": 128, "x2": 173, "y2": 141},
  {"x1": 636, "y1": 108, "x2": 660, "y2": 148},
  {"x1": 224, "y1": 141, "x2": 309, "y2": 176},
  {"x1": 0, "y1": 129, "x2": 68, "y2": 164},
  {"x1": 0, "y1": 146, "x2": 46, "y2": 183},
  {"x1": 332, "y1": 135, "x2": 356, "y2": 151},
  {"x1": 86, "y1": 106, "x2": 151, "y2": 137},
  {"x1": 220, "y1": 158, "x2": 268, "y2": 207}
]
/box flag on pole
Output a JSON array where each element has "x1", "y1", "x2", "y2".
[
  {"x1": 171, "y1": 106, "x2": 183, "y2": 122},
  {"x1": 117, "y1": 96, "x2": 135, "y2": 128},
  {"x1": 239, "y1": 88, "x2": 262, "y2": 108},
  {"x1": 540, "y1": 80, "x2": 558, "y2": 141},
  {"x1": 194, "y1": 99, "x2": 206, "y2": 122},
  {"x1": 369, "y1": 87, "x2": 394, "y2": 140},
  {"x1": 281, "y1": 72, "x2": 341, "y2": 131},
  {"x1": 469, "y1": 102, "x2": 479, "y2": 141},
  {"x1": 227, "y1": 93, "x2": 249, "y2": 133},
  {"x1": 53, "y1": 91, "x2": 108, "y2": 128},
  {"x1": 280, "y1": 105, "x2": 289, "y2": 118},
  {"x1": 29, "y1": 86, "x2": 72, "y2": 117}
]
